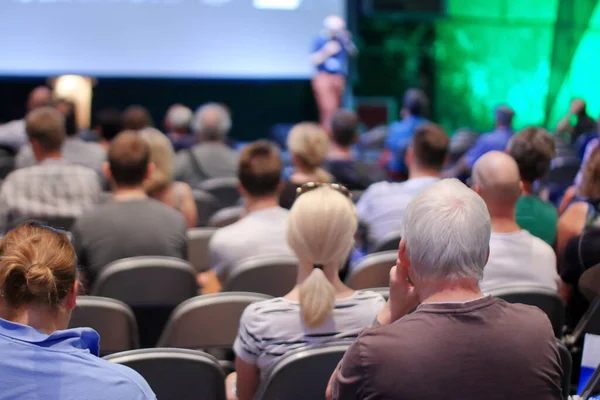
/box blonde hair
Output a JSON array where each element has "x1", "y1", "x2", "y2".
[
  {"x1": 139, "y1": 127, "x2": 175, "y2": 196},
  {"x1": 287, "y1": 122, "x2": 332, "y2": 183},
  {"x1": 286, "y1": 186, "x2": 357, "y2": 328}
]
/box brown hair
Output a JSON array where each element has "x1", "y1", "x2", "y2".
[
  {"x1": 123, "y1": 105, "x2": 154, "y2": 130},
  {"x1": 506, "y1": 127, "x2": 555, "y2": 183},
  {"x1": 581, "y1": 146, "x2": 600, "y2": 199},
  {"x1": 25, "y1": 107, "x2": 66, "y2": 152},
  {"x1": 108, "y1": 131, "x2": 151, "y2": 186},
  {"x1": 0, "y1": 222, "x2": 76, "y2": 308},
  {"x1": 411, "y1": 123, "x2": 449, "y2": 170},
  {"x1": 238, "y1": 140, "x2": 282, "y2": 197}
]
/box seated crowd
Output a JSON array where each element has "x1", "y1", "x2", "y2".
[{"x1": 0, "y1": 85, "x2": 598, "y2": 399}]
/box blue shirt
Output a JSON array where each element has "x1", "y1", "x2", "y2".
[
  {"x1": 313, "y1": 34, "x2": 349, "y2": 76},
  {"x1": 0, "y1": 318, "x2": 156, "y2": 400},
  {"x1": 385, "y1": 116, "x2": 428, "y2": 174},
  {"x1": 463, "y1": 127, "x2": 513, "y2": 168}
]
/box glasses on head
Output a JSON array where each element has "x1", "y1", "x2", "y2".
[{"x1": 296, "y1": 182, "x2": 352, "y2": 199}]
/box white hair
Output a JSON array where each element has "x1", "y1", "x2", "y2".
[
  {"x1": 287, "y1": 186, "x2": 357, "y2": 328},
  {"x1": 403, "y1": 179, "x2": 491, "y2": 281},
  {"x1": 324, "y1": 15, "x2": 345, "y2": 32},
  {"x1": 165, "y1": 105, "x2": 193, "y2": 131},
  {"x1": 192, "y1": 103, "x2": 232, "y2": 140}
]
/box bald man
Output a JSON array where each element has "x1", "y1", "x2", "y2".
[{"x1": 472, "y1": 151, "x2": 559, "y2": 294}]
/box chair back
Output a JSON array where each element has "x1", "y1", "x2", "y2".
[
  {"x1": 370, "y1": 231, "x2": 402, "y2": 253},
  {"x1": 208, "y1": 206, "x2": 244, "y2": 228},
  {"x1": 105, "y1": 348, "x2": 225, "y2": 400},
  {"x1": 489, "y1": 287, "x2": 565, "y2": 337},
  {"x1": 223, "y1": 255, "x2": 298, "y2": 297},
  {"x1": 545, "y1": 156, "x2": 581, "y2": 187},
  {"x1": 198, "y1": 177, "x2": 240, "y2": 209},
  {"x1": 345, "y1": 251, "x2": 397, "y2": 290},
  {"x1": 556, "y1": 340, "x2": 572, "y2": 400},
  {"x1": 255, "y1": 342, "x2": 351, "y2": 400},
  {"x1": 192, "y1": 189, "x2": 220, "y2": 227},
  {"x1": 69, "y1": 296, "x2": 139, "y2": 355},
  {"x1": 187, "y1": 228, "x2": 217, "y2": 272},
  {"x1": 565, "y1": 296, "x2": 600, "y2": 346},
  {"x1": 579, "y1": 264, "x2": 600, "y2": 302},
  {"x1": 9, "y1": 215, "x2": 76, "y2": 232},
  {"x1": 158, "y1": 292, "x2": 272, "y2": 349}
]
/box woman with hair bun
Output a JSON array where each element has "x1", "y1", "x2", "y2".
[{"x1": 0, "y1": 222, "x2": 155, "y2": 399}]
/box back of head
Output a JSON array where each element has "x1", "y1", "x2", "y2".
[
  {"x1": 53, "y1": 98, "x2": 78, "y2": 136},
  {"x1": 581, "y1": 146, "x2": 600, "y2": 199},
  {"x1": 192, "y1": 103, "x2": 231, "y2": 141},
  {"x1": 495, "y1": 105, "x2": 515, "y2": 127},
  {"x1": 472, "y1": 151, "x2": 522, "y2": 206},
  {"x1": 0, "y1": 222, "x2": 76, "y2": 309},
  {"x1": 238, "y1": 140, "x2": 282, "y2": 197},
  {"x1": 25, "y1": 107, "x2": 66, "y2": 153},
  {"x1": 506, "y1": 127, "x2": 554, "y2": 183},
  {"x1": 108, "y1": 131, "x2": 150, "y2": 187},
  {"x1": 410, "y1": 123, "x2": 449, "y2": 171},
  {"x1": 287, "y1": 122, "x2": 332, "y2": 182},
  {"x1": 331, "y1": 109, "x2": 359, "y2": 148},
  {"x1": 94, "y1": 108, "x2": 124, "y2": 142},
  {"x1": 27, "y1": 86, "x2": 53, "y2": 111},
  {"x1": 403, "y1": 179, "x2": 490, "y2": 281},
  {"x1": 287, "y1": 186, "x2": 357, "y2": 328},
  {"x1": 139, "y1": 128, "x2": 174, "y2": 195},
  {"x1": 403, "y1": 88, "x2": 428, "y2": 117},
  {"x1": 165, "y1": 104, "x2": 193, "y2": 132},
  {"x1": 123, "y1": 105, "x2": 154, "y2": 131}
]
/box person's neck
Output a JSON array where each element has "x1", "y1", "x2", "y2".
[
  {"x1": 36, "y1": 152, "x2": 62, "y2": 162},
  {"x1": 112, "y1": 186, "x2": 148, "y2": 201},
  {"x1": 488, "y1": 205, "x2": 520, "y2": 233},
  {"x1": 408, "y1": 165, "x2": 440, "y2": 180},
  {"x1": 419, "y1": 279, "x2": 484, "y2": 304},
  {"x1": 3, "y1": 305, "x2": 67, "y2": 335},
  {"x1": 290, "y1": 165, "x2": 320, "y2": 183},
  {"x1": 521, "y1": 181, "x2": 534, "y2": 196},
  {"x1": 328, "y1": 144, "x2": 353, "y2": 161},
  {"x1": 244, "y1": 195, "x2": 280, "y2": 213}
]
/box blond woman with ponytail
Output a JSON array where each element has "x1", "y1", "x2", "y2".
[{"x1": 229, "y1": 185, "x2": 385, "y2": 400}]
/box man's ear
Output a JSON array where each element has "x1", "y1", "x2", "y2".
[
  {"x1": 65, "y1": 281, "x2": 78, "y2": 312},
  {"x1": 102, "y1": 162, "x2": 112, "y2": 181},
  {"x1": 405, "y1": 146, "x2": 414, "y2": 167},
  {"x1": 237, "y1": 182, "x2": 248, "y2": 197},
  {"x1": 519, "y1": 180, "x2": 525, "y2": 195},
  {"x1": 145, "y1": 162, "x2": 155, "y2": 181}
]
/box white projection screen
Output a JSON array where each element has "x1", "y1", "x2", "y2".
[{"x1": 0, "y1": 0, "x2": 344, "y2": 78}]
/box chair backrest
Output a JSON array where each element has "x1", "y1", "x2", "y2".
[
  {"x1": 158, "y1": 292, "x2": 272, "y2": 349},
  {"x1": 198, "y1": 177, "x2": 240, "y2": 209},
  {"x1": 579, "y1": 264, "x2": 600, "y2": 302},
  {"x1": 223, "y1": 255, "x2": 298, "y2": 297},
  {"x1": 546, "y1": 156, "x2": 581, "y2": 186},
  {"x1": 104, "y1": 348, "x2": 225, "y2": 400},
  {"x1": 69, "y1": 296, "x2": 139, "y2": 355},
  {"x1": 208, "y1": 205, "x2": 244, "y2": 228},
  {"x1": 556, "y1": 340, "x2": 572, "y2": 400},
  {"x1": 255, "y1": 342, "x2": 351, "y2": 400},
  {"x1": 345, "y1": 251, "x2": 397, "y2": 290},
  {"x1": 192, "y1": 189, "x2": 220, "y2": 227},
  {"x1": 187, "y1": 228, "x2": 217, "y2": 273},
  {"x1": 489, "y1": 287, "x2": 565, "y2": 337},
  {"x1": 370, "y1": 231, "x2": 402, "y2": 253},
  {"x1": 566, "y1": 296, "x2": 600, "y2": 345}
]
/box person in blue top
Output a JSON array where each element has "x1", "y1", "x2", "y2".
[
  {"x1": 0, "y1": 221, "x2": 156, "y2": 400},
  {"x1": 310, "y1": 15, "x2": 357, "y2": 129},
  {"x1": 443, "y1": 105, "x2": 515, "y2": 179}
]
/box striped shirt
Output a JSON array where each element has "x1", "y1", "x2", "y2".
[{"x1": 233, "y1": 291, "x2": 385, "y2": 371}]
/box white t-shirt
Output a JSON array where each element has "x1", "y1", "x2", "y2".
[
  {"x1": 209, "y1": 206, "x2": 294, "y2": 278},
  {"x1": 356, "y1": 177, "x2": 440, "y2": 244},
  {"x1": 479, "y1": 230, "x2": 560, "y2": 294},
  {"x1": 233, "y1": 291, "x2": 385, "y2": 371}
]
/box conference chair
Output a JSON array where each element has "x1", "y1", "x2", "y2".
[
  {"x1": 556, "y1": 340, "x2": 572, "y2": 400},
  {"x1": 254, "y1": 342, "x2": 352, "y2": 400},
  {"x1": 345, "y1": 251, "x2": 397, "y2": 290},
  {"x1": 488, "y1": 287, "x2": 565, "y2": 338},
  {"x1": 92, "y1": 256, "x2": 198, "y2": 347},
  {"x1": 543, "y1": 156, "x2": 581, "y2": 203},
  {"x1": 105, "y1": 348, "x2": 226, "y2": 400},
  {"x1": 564, "y1": 296, "x2": 600, "y2": 347},
  {"x1": 370, "y1": 231, "x2": 402, "y2": 253},
  {"x1": 223, "y1": 255, "x2": 298, "y2": 297},
  {"x1": 192, "y1": 189, "x2": 220, "y2": 227},
  {"x1": 198, "y1": 177, "x2": 240, "y2": 209},
  {"x1": 69, "y1": 296, "x2": 139, "y2": 355},
  {"x1": 187, "y1": 227, "x2": 217, "y2": 272},
  {"x1": 208, "y1": 205, "x2": 244, "y2": 228}
]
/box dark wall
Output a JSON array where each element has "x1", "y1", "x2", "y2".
[{"x1": 0, "y1": 77, "x2": 319, "y2": 141}]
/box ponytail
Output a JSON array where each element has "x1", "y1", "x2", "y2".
[
  {"x1": 312, "y1": 167, "x2": 333, "y2": 184},
  {"x1": 298, "y1": 267, "x2": 336, "y2": 328}
]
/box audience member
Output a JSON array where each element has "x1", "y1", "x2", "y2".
[
  {"x1": 473, "y1": 151, "x2": 559, "y2": 293},
  {"x1": 0, "y1": 222, "x2": 156, "y2": 399},
  {"x1": 0, "y1": 107, "x2": 101, "y2": 232},
  {"x1": 231, "y1": 184, "x2": 385, "y2": 400},
  {"x1": 72, "y1": 131, "x2": 187, "y2": 287},
  {"x1": 15, "y1": 99, "x2": 106, "y2": 175},
  {"x1": 93, "y1": 108, "x2": 124, "y2": 151},
  {"x1": 327, "y1": 179, "x2": 563, "y2": 400},
  {"x1": 164, "y1": 104, "x2": 195, "y2": 151},
  {"x1": 139, "y1": 127, "x2": 197, "y2": 228},
  {"x1": 0, "y1": 86, "x2": 52, "y2": 150},
  {"x1": 556, "y1": 98, "x2": 597, "y2": 144},
  {"x1": 326, "y1": 109, "x2": 385, "y2": 190},
  {"x1": 443, "y1": 105, "x2": 514, "y2": 178},
  {"x1": 506, "y1": 127, "x2": 557, "y2": 245},
  {"x1": 382, "y1": 88, "x2": 429, "y2": 178},
  {"x1": 174, "y1": 103, "x2": 238, "y2": 188},
  {"x1": 279, "y1": 122, "x2": 332, "y2": 209},
  {"x1": 123, "y1": 105, "x2": 154, "y2": 130},
  {"x1": 199, "y1": 141, "x2": 294, "y2": 292},
  {"x1": 356, "y1": 123, "x2": 448, "y2": 245}
]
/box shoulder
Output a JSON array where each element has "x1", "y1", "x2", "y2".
[
  {"x1": 522, "y1": 230, "x2": 555, "y2": 255},
  {"x1": 95, "y1": 359, "x2": 155, "y2": 399},
  {"x1": 240, "y1": 298, "x2": 296, "y2": 332},
  {"x1": 361, "y1": 181, "x2": 390, "y2": 198},
  {"x1": 352, "y1": 290, "x2": 387, "y2": 306}
]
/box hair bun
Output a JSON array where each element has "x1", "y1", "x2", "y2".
[{"x1": 25, "y1": 263, "x2": 58, "y2": 303}]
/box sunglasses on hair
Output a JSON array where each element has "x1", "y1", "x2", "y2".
[{"x1": 296, "y1": 182, "x2": 352, "y2": 199}]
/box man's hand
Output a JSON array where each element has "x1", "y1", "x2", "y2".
[
  {"x1": 323, "y1": 40, "x2": 342, "y2": 56},
  {"x1": 377, "y1": 260, "x2": 420, "y2": 325}
]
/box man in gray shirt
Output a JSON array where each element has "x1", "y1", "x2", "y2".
[
  {"x1": 174, "y1": 103, "x2": 238, "y2": 188},
  {"x1": 327, "y1": 179, "x2": 563, "y2": 400},
  {"x1": 72, "y1": 131, "x2": 187, "y2": 288}
]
